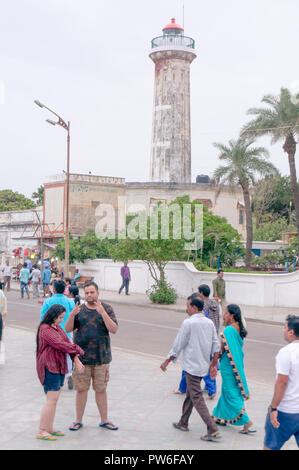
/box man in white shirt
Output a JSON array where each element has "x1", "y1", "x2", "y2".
[
  {"x1": 264, "y1": 315, "x2": 299, "y2": 450},
  {"x1": 160, "y1": 296, "x2": 221, "y2": 442},
  {"x1": 2, "y1": 261, "x2": 12, "y2": 292},
  {"x1": 30, "y1": 265, "x2": 41, "y2": 299},
  {"x1": 0, "y1": 281, "x2": 7, "y2": 347}
]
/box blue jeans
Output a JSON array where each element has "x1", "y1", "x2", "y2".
[
  {"x1": 43, "y1": 369, "x2": 65, "y2": 394},
  {"x1": 179, "y1": 368, "x2": 217, "y2": 396},
  {"x1": 21, "y1": 282, "x2": 29, "y2": 298}
]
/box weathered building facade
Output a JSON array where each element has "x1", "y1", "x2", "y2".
[{"x1": 0, "y1": 207, "x2": 43, "y2": 265}]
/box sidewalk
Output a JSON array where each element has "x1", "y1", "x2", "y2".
[{"x1": 0, "y1": 327, "x2": 297, "y2": 450}]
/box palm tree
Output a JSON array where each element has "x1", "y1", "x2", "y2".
[
  {"x1": 213, "y1": 137, "x2": 278, "y2": 269},
  {"x1": 242, "y1": 87, "x2": 299, "y2": 254}
]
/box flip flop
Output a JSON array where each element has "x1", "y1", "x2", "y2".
[
  {"x1": 99, "y1": 422, "x2": 118, "y2": 431},
  {"x1": 50, "y1": 431, "x2": 65, "y2": 436},
  {"x1": 36, "y1": 434, "x2": 57, "y2": 441},
  {"x1": 172, "y1": 422, "x2": 189, "y2": 432},
  {"x1": 239, "y1": 428, "x2": 257, "y2": 434},
  {"x1": 200, "y1": 433, "x2": 222, "y2": 442},
  {"x1": 69, "y1": 422, "x2": 83, "y2": 431}
]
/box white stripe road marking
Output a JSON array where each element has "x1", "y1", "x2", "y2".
[{"x1": 8, "y1": 301, "x2": 285, "y2": 347}]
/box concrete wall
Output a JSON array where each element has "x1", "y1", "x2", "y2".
[{"x1": 76, "y1": 258, "x2": 299, "y2": 308}]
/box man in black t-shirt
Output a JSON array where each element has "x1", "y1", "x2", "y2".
[{"x1": 65, "y1": 281, "x2": 118, "y2": 431}]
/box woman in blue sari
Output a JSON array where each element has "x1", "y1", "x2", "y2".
[{"x1": 212, "y1": 304, "x2": 256, "y2": 434}]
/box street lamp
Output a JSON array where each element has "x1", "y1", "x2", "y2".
[{"x1": 34, "y1": 99, "x2": 71, "y2": 278}]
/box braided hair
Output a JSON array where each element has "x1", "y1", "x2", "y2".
[{"x1": 227, "y1": 304, "x2": 248, "y2": 339}]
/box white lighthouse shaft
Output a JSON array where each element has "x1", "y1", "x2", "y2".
[{"x1": 149, "y1": 19, "x2": 196, "y2": 183}]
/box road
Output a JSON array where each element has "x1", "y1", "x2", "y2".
[{"x1": 5, "y1": 290, "x2": 285, "y2": 385}]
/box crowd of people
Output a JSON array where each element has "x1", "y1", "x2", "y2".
[
  {"x1": 160, "y1": 278, "x2": 299, "y2": 450},
  {"x1": 0, "y1": 259, "x2": 298, "y2": 450},
  {"x1": 1, "y1": 258, "x2": 82, "y2": 300}
]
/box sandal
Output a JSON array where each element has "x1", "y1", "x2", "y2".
[
  {"x1": 173, "y1": 389, "x2": 184, "y2": 395},
  {"x1": 172, "y1": 422, "x2": 189, "y2": 432},
  {"x1": 200, "y1": 433, "x2": 221, "y2": 442},
  {"x1": 99, "y1": 422, "x2": 118, "y2": 431},
  {"x1": 239, "y1": 428, "x2": 257, "y2": 434},
  {"x1": 36, "y1": 433, "x2": 57, "y2": 441},
  {"x1": 50, "y1": 430, "x2": 65, "y2": 436},
  {"x1": 69, "y1": 422, "x2": 83, "y2": 431}
]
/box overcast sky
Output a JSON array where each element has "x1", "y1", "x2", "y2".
[{"x1": 0, "y1": 0, "x2": 298, "y2": 198}]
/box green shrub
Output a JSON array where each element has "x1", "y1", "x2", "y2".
[{"x1": 147, "y1": 281, "x2": 178, "y2": 305}]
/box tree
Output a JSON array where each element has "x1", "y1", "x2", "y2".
[
  {"x1": 53, "y1": 230, "x2": 113, "y2": 264},
  {"x1": 0, "y1": 189, "x2": 36, "y2": 212},
  {"x1": 252, "y1": 175, "x2": 295, "y2": 226},
  {"x1": 201, "y1": 208, "x2": 244, "y2": 267},
  {"x1": 110, "y1": 203, "x2": 186, "y2": 286},
  {"x1": 32, "y1": 185, "x2": 44, "y2": 206},
  {"x1": 253, "y1": 218, "x2": 296, "y2": 242},
  {"x1": 213, "y1": 137, "x2": 278, "y2": 269},
  {"x1": 242, "y1": 87, "x2": 299, "y2": 254}
]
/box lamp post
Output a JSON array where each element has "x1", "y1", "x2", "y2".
[{"x1": 34, "y1": 100, "x2": 70, "y2": 277}]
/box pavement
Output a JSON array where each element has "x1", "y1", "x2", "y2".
[{"x1": 0, "y1": 282, "x2": 298, "y2": 450}]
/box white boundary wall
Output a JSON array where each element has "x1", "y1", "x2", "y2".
[{"x1": 76, "y1": 259, "x2": 299, "y2": 308}]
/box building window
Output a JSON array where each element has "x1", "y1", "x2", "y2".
[{"x1": 239, "y1": 210, "x2": 244, "y2": 225}]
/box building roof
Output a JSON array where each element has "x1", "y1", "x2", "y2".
[{"x1": 162, "y1": 18, "x2": 184, "y2": 32}]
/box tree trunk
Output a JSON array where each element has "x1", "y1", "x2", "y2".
[
  {"x1": 283, "y1": 134, "x2": 299, "y2": 256},
  {"x1": 241, "y1": 182, "x2": 253, "y2": 270}
]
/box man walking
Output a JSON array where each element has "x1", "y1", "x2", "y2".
[
  {"x1": 2, "y1": 261, "x2": 12, "y2": 292},
  {"x1": 42, "y1": 264, "x2": 52, "y2": 297},
  {"x1": 263, "y1": 315, "x2": 299, "y2": 450},
  {"x1": 198, "y1": 284, "x2": 220, "y2": 334},
  {"x1": 198, "y1": 284, "x2": 220, "y2": 400},
  {"x1": 30, "y1": 265, "x2": 41, "y2": 299},
  {"x1": 160, "y1": 296, "x2": 221, "y2": 442},
  {"x1": 212, "y1": 269, "x2": 226, "y2": 314},
  {"x1": 20, "y1": 263, "x2": 30, "y2": 299},
  {"x1": 65, "y1": 281, "x2": 119, "y2": 431},
  {"x1": 0, "y1": 282, "x2": 7, "y2": 361},
  {"x1": 119, "y1": 262, "x2": 131, "y2": 295}
]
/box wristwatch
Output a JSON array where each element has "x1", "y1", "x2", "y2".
[{"x1": 268, "y1": 405, "x2": 277, "y2": 413}]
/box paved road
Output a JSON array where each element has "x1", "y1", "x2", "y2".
[{"x1": 5, "y1": 291, "x2": 285, "y2": 385}]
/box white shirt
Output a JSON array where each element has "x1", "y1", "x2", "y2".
[
  {"x1": 0, "y1": 290, "x2": 7, "y2": 314},
  {"x1": 2, "y1": 266, "x2": 11, "y2": 276},
  {"x1": 167, "y1": 313, "x2": 220, "y2": 377},
  {"x1": 31, "y1": 268, "x2": 41, "y2": 283},
  {"x1": 276, "y1": 341, "x2": 299, "y2": 413}
]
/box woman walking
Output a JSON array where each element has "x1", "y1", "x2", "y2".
[
  {"x1": 212, "y1": 304, "x2": 256, "y2": 434},
  {"x1": 36, "y1": 304, "x2": 84, "y2": 440}
]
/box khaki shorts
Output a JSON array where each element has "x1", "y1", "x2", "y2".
[{"x1": 72, "y1": 364, "x2": 110, "y2": 393}]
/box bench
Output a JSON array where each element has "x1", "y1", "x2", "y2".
[{"x1": 76, "y1": 276, "x2": 94, "y2": 288}]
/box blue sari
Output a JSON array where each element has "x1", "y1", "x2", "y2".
[{"x1": 213, "y1": 325, "x2": 250, "y2": 426}]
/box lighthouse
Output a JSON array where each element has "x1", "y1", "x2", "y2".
[{"x1": 149, "y1": 18, "x2": 196, "y2": 183}]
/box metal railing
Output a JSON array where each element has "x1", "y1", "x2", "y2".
[{"x1": 151, "y1": 35, "x2": 195, "y2": 49}]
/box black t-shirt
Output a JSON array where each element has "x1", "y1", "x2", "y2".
[{"x1": 73, "y1": 303, "x2": 118, "y2": 366}]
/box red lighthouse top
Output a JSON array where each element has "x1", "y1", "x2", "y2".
[{"x1": 162, "y1": 18, "x2": 184, "y2": 32}]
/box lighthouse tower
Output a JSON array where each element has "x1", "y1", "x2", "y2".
[{"x1": 149, "y1": 18, "x2": 196, "y2": 183}]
